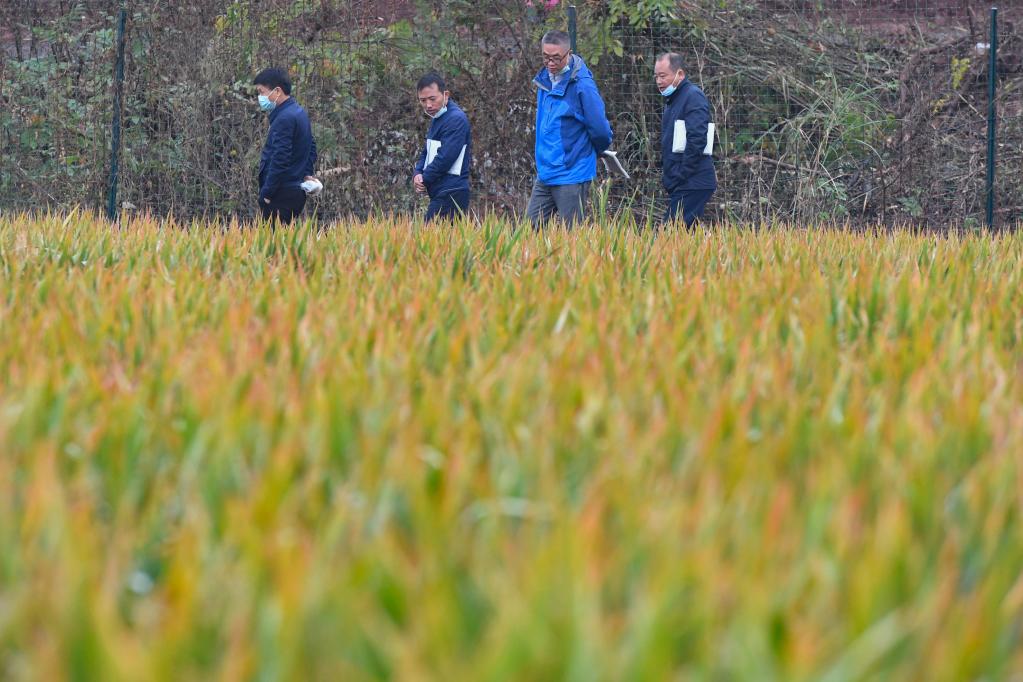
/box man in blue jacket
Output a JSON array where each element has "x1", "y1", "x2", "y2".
[
  {"x1": 526, "y1": 30, "x2": 612, "y2": 228},
  {"x1": 655, "y1": 53, "x2": 717, "y2": 227},
  {"x1": 253, "y1": 68, "x2": 317, "y2": 224},
  {"x1": 413, "y1": 73, "x2": 472, "y2": 222}
]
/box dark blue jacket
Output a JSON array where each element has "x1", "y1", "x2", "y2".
[
  {"x1": 414, "y1": 100, "x2": 472, "y2": 198},
  {"x1": 532, "y1": 55, "x2": 612, "y2": 185},
  {"x1": 661, "y1": 78, "x2": 717, "y2": 194},
  {"x1": 258, "y1": 97, "x2": 317, "y2": 202}
]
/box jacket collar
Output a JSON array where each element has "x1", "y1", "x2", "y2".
[
  {"x1": 428, "y1": 100, "x2": 459, "y2": 126},
  {"x1": 664, "y1": 77, "x2": 691, "y2": 104},
  {"x1": 268, "y1": 96, "x2": 295, "y2": 123}
]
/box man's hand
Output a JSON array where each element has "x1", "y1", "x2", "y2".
[
  {"x1": 413, "y1": 174, "x2": 426, "y2": 195},
  {"x1": 302, "y1": 175, "x2": 324, "y2": 197}
]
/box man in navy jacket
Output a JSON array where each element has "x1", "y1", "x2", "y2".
[
  {"x1": 413, "y1": 73, "x2": 472, "y2": 222},
  {"x1": 254, "y1": 68, "x2": 317, "y2": 224},
  {"x1": 526, "y1": 30, "x2": 612, "y2": 227},
  {"x1": 655, "y1": 53, "x2": 717, "y2": 227}
]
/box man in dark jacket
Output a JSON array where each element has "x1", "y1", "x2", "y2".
[
  {"x1": 655, "y1": 53, "x2": 717, "y2": 227},
  {"x1": 253, "y1": 68, "x2": 317, "y2": 224},
  {"x1": 413, "y1": 73, "x2": 472, "y2": 222},
  {"x1": 526, "y1": 30, "x2": 612, "y2": 227}
]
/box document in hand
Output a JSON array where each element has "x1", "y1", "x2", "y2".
[
  {"x1": 600, "y1": 150, "x2": 630, "y2": 180},
  {"x1": 300, "y1": 178, "x2": 324, "y2": 196}
]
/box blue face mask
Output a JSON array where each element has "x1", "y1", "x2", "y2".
[
  {"x1": 258, "y1": 89, "x2": 278, "y2": 113},
  {"x1": 660, "y1": 73, "x2": 683, "y2": 98},
  {"x1": 430, "y1": 105, "x2": 448, "y2": 119},
  {"x1": 548, "y1": 59, "x2": 570, "y2": 78}
]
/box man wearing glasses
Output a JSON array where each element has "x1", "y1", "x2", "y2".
[{"x1": 526, "y1": 30, "x2": 612, "y2": 227}]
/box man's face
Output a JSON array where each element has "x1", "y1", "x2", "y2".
[
  {"x1": 418, "y1": 84, "x2": 449, "y2": 117},
  {"x1": 542, "y1": 43, "x2": 570, "y2": 76},
  {"x1": 654, "y1": 59, "x2": 684, "y2": 92}
]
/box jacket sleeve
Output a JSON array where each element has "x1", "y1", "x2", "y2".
[
  {"x1": 577, "y1": 80, "x2": 612, "y2": 154},
  {"x1": 535, "y1": 90, "x2": 543, "y2": 146},
  {"x1": 421, "y1": 116, "x2": 469, "y2": 185},
  {"x1": 260, "y1": 115, "x2": 295, "y2": 200},
  {"x1": 305, "y1": 132, "x2": 317, "y2": 177},
  {"x1": 677, "y1": 92, "x2": 711, "y2": 184},
  {"x1": 414, "y1": 136, "x2": 428, "y2": 176}
]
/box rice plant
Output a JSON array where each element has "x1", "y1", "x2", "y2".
[{"x1": 1, "y1": 210, "x2": 1023, "y2": 680}]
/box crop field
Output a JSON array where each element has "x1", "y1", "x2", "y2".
[{"x1": 2, "y1": 211, "x2": 1023, "y2": 680}]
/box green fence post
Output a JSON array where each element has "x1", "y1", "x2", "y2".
[
  {"x1": 568, "y1": 5, "x2": 577, "y2": 53},
  {"x1": 106, "y1": 6, "x2": 127, "y2": 221},
  {"x1": 985, "y1": 6, "x2": 998, "y2": 230}
]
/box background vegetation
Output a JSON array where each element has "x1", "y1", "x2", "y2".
[{"x1": 1, "y1": 0, "x2": 1020, "y2": 224}]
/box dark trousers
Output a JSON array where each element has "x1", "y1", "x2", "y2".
[
  {"x1": 259, "y1": 186, "x2": 307, "y2": 225},
  {"x1": 664, "y1": 189, "x2": 714, "y2": 228},
  {"x1": 425, "y1": 190, "x2": 470, "y2": 223}
]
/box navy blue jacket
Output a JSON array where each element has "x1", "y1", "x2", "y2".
[
  {"x1": 414, "y1": 100, "x2": 472, "y2": 198},
  {"x1": 661, "y1": 78, "x2": 717, "y2": 194},
  {"x1": 258, "y1": 97, "x2": 317, "y2": 202},
  {"x1": 532, "y1": 55, "x2": 612, "y2": 185}
]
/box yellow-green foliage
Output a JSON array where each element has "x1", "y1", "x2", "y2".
[{"x1": 2, "y1": 211, "x2": 1023, "y2": 680}]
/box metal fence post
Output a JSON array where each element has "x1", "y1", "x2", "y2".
[
  {"x1": 106, "y1": 6, "x2": 127, "y2": 221},
  {"x1": 986, "y1": 6, "x2": 998, "y2": 229},
  {"x1": 568, "y1": 5, "x2": 577, "y2": 53}
]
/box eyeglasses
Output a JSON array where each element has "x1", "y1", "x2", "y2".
[{"x1": 541, "y1": 51, "x2": 569, "y2": 64}]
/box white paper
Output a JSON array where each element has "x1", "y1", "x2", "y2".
[
  {"x1": 300, "y1": 178, "x2": 323, "y2": 196},
  {"x1": 704, "y1": 123, "x2": 716, "y2": 155},
  {"x1": 600, "y1": 150, "x2": 630, "y2": 180},
  {"x1": 672, "y1": 120, "x2": 687, "y2": 153}
]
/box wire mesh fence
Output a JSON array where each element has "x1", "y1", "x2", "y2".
[
  {"x1": 1, "y1": 1, "x2": 117, "y2": 209},
  {"x1": 592, "y1": 0, "x2": 1023, "y2": 227},
  {"x1": 118, "y1": 0, "x2": 425, "y2": 217},
  {"x1": 1, "y1": 0, "x2": 1020, "y2": 226}
]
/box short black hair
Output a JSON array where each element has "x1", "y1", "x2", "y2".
[
  {"x1": 656, "y1": 52, "x2": 687, "y2": 73},
  {"x1": 417, "y1": 72, "x2": 447, "y2": 92},
  {"x1": 253, "y1": 68, "x2": 292, "y2": 95},
  {"x1": 541, "y1": 30, "x2": 571, "y2": 50}
]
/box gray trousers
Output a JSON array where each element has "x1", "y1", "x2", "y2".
[{"x1": 526, "y1": 178, "x2": 591, "y2": 227}]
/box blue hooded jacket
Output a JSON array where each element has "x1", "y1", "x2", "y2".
[
  {"x1": 258, "y1": 97, "x2": 317, "y2": 202},
  {"x1": 532, "y1": 55, "x2": 612, "y2": 186},
  {"x1": 661, "y1": 78, "x2": 717, "y2": 194},
  {"x1": 414, "y1": 100, "x2": 472, "y2": 199}
]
